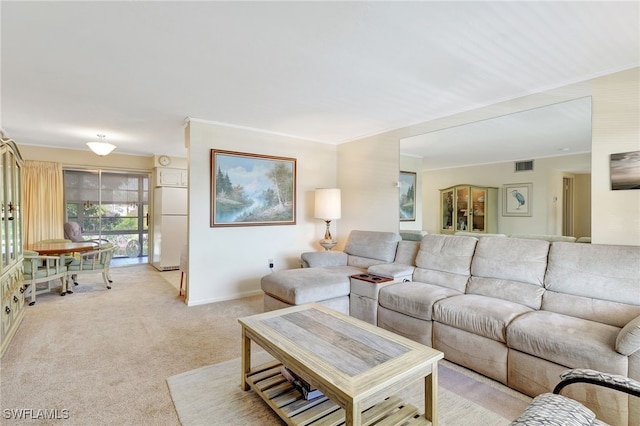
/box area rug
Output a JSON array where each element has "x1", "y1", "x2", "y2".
[{"x1": 167, "y1": 351, "x2": 531, "y2": 425}]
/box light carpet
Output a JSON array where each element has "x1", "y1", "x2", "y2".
[{"x1": 167, "y1": 351, "x2": 531, "y2": 425}]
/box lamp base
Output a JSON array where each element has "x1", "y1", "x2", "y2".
[
  {"x1": 319, "y1": 239, "x2": 337, "y2": 251},
  {"x1": 319, "y1": 219, "x2": 337, "y2": 250}
]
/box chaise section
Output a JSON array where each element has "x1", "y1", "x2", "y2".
[
  {"x1": 261, "y1": 267, "x2": 356, "y2": 314},
  {"x1": 261, "y1": 230, "x2": 401, "y2": 314}
]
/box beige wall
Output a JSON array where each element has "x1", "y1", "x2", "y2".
[
  {"x1": 335, "y1": 133, "x2": 400, "y2": 250},
  {"x1": 574, "y1": 174, "x2": 592, "y2": 239},
  {"x1": 390, "y1": 67, "x2": 638, "y2": 245},
  {"x1": 421, "y1": 153, "x2": 591, "y2": 236},
  {"x1": 591, "y1": 69, "x2": 640, "y2": 245},
  {"x1": 20, "y1": 145, "x2": 155, "y2": 171},
  {"x1": 332, "y1": 68, "x2": 638, "y2": 247},
  {"x1": 185, "y1": 119, "x2": 338, "y2": 305}
]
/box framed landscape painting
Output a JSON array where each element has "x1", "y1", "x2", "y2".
[
  {"x1": 399, "y1": 171, "x2": 416, "y2": 221},
  {"x1": 503, "y1": 183, "x2": 532, "y2": 217},
  {"x1": 210, "y1": 150, "x2": 296, "y2": 227}
]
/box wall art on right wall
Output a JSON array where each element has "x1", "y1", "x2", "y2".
[
  {"x1": 503, "y1": 183, "x2": 532, "y2": 217},
  {"x1": 610, "y1": 150, "x2": 640, "y2": 190}
]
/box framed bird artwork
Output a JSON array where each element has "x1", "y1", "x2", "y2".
[{"x1": 503, "y1": 183, "x2": 532, "y2": 216}]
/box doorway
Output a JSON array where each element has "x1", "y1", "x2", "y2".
[{"x1": 562, "y1": 177, "x2": 574, "y2": 237}]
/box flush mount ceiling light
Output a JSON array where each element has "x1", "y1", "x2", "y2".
[{"x1": 86, "y1": 134, "x2": 116, "y2": 156}]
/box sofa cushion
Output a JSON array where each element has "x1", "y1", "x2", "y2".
[
  {"x1": 469, "y1": 237, "x2": 549, "y2": 308},
  {"x1": 434, "y1": 294, "x2": 533, "y2": 343},
  {"x1": 368, "y1": 263, "x2": 415, "y2": 280},
  {"x1": 543, "y1": 242, "x2": 640, "y2": 326},
  {"x1": 343, "y1": 230, "x2": 401, "y2": 264},
  {"x1": 378, "y1": 282, "x2": 461, "y2": 321},
  {"x1": 392, "y1": 240, "x2": 421, "y2": 265},
  {"x1": 469, "y1": 277, "x2": 545, "y2": 311},
  {"x1": 507, "y1": 311, "x2": 627, "y2": 375},
  {"x1": 261, "y1": 266, "x2": 361, "y2": 305},
  {"x1": 616, "y1": 315, "x2": 640, "y2": 356},
  {"x1": 300, "y1": 251, "x2": 348, "y2": 268},
  {"x1": 399, "y1": 230, "x2": 427, "y2": 241},
  {"x1": 413, "y1": 234, "x2": 478, "y2": 292},
  {"x1": 510, "y1": 234, "x2": 577, "y2": 243},
  {"x1": 347, "y1": 255, "x2": 388, "y2": 269}
]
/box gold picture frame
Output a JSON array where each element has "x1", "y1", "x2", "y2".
[{"x1": 210, "y1": 150, "x2": 296, "y2": 227}]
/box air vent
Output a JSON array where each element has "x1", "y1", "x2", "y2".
[{"x1": 515, "y1": 160, "x2": 534, "y2": 172}]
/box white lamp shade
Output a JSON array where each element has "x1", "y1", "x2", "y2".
[
  {"x1": 314, "y1": 188, "x2": 341, "y2": 220},
  {"x1": 86, "y1": 141, "x2": 116, "y2": 156}
]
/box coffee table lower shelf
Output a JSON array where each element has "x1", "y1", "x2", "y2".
[{"x1": 246, "y1": 361, "x2": 431, "y2": 426}]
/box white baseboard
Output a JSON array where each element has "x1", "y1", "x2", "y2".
[{"x1": 186, "y1": 289, "x2": 263, "y2": 307}]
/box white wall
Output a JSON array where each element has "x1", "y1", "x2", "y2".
[
  {"x1": 185, "y1": 120, "x2": 337, "y2": 305},
  {"x1": 421, "y1": 153, "x2": 591, "y2": 236}
]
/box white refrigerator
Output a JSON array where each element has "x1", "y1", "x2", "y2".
[{"x1": 152, "y1": 187, "x2": 187, "y2": 271}]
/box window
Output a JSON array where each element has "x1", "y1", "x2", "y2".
[{"x1": 64, "y1": 170, "x2": 149, "y2": 260}]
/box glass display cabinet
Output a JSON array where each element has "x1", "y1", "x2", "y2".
[
  {"x1": 1, "y1": 137, "x2": 25, "y2": 357},
  {"x1": 440, "y1": 185, "x2": 498, "y2": 234}
]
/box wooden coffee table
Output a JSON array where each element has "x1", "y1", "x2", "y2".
[{"x1": 239, "y1": 303, "x2": 443, "y2": 425}]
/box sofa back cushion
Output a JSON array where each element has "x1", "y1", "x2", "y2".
[
  {"x1": 543, "y1": 242, "x2": 640, "y2": 327},
  {"x1": 344, "y1": 230, "x2": 401, "y2": 267},
  {"x1": 413, "y1": 234, "x2": 478, "y2": 292},
  {"x1": 469, "y1": 237, "x2": 549, "y2": 309},
  {"x1": 393, "y1": 240, "x2": 421, "y2": 265}
]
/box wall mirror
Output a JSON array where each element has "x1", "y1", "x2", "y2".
[{"x1": 400, "y1": 96, "x2": 593, "y2": 233}]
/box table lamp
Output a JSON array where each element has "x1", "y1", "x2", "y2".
[{"x1": 314, "y1": 188, "x2": 341, "y2": 250}]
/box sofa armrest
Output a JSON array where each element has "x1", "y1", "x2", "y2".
[
  {"x1": 368, "y1": 263, "x2": 415, "y2": 280},
  {"x1": 300, "y1": 251, "x2": 348, "y2": 268},
  {"x1": 616, "y1": 315, "x2": 640, "y2": 356}
]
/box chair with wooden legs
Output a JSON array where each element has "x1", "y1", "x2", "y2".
[
  {"x1": 66, "y1": 243, "x2": 116, "y2": 290},
  {"x1": 23, "y1": 250, "x2": 68, "y2": 305}
]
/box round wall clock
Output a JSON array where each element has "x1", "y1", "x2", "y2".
[{"x1": 158, "y1": 155, "x2": 171, "y2": 166}]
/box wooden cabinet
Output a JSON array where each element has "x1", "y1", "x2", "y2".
[
  {"x1": 1, "y1": 137, "x2": 25, "y2": 357},
  {"x1": 440, "y1": 185, "x2": 498, "y2": 234},
  {"x1": 156, "y1": 167, "x2": 188, "y2": 187}
]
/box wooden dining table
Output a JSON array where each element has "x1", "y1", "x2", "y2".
[{"x1": 24, "y1": 242, "x2": 97, "y2": 296}]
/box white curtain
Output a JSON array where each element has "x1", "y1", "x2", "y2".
[{"x1": 22, "y1": 161, "x2": 64, "y2": 245}]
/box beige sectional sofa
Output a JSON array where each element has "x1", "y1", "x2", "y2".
[
  {"x1": 260, "y1": 231, "x2": 640, "y2": 426},
  {"x1": 381, "y1": 235, "x2": 639, "y2": 426}
]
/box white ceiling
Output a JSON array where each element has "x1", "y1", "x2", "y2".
[{"x1": 1, "y1": 2, "x2": 638, "y2": 161}]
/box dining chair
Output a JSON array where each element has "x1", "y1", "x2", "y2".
[
  {"x1": 62, "y1": 223, "x2": 110, "y2": 285},
  {"x1": 23, "y1": 250, "x2": 68, "y2": 305},
  {"x1": 63, "y1": 222, "x2": 108, "y2": 246},
  {"x1": 66, "y1": 243, "x2": 116, "y2": 289}
]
